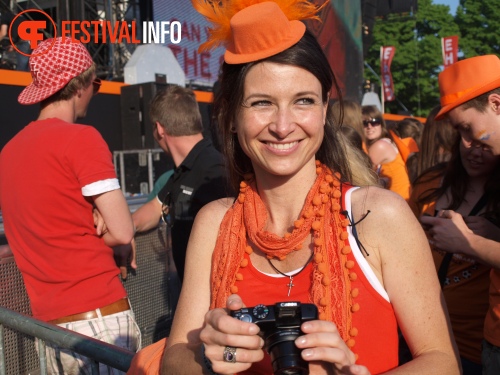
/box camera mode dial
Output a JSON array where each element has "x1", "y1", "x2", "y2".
[{"x1": 252, "y1": 304, "x2": 269, "y2": 319}]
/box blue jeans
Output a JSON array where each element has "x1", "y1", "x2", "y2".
[
  {"x1": 15, "y1": 41, "x2": 30, "y2": 71},
  {"x1": 482, "y1": 339, "x2": 500, "y2": 375}
]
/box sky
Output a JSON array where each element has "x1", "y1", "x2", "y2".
[{"x1": 433, "y1": 0, "x2": 459, "y2": 14}]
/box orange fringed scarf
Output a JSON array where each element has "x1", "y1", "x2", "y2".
[{"x1": 210, "y1": 161, "x2": 354, "y2": 343}]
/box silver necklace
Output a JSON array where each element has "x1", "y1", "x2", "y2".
[{"x1": 267, "y1": 252, "x2": 314, "y2": 296}]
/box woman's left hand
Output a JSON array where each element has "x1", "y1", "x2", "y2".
[{"x1": 295, "y1": 320, "x2": 371, "y2": 375}]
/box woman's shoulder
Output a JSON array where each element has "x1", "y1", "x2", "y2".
[
  {"x1": 188, "y1": 198, "x2": 236, "y2": 260},
  {"x1": 349, "y1": 186, "x2": 421, "y2": 252},
  {"x1": 368, "y1": 138, "x2": 398, "y2": 162},
  {"x1": 370, "y1": 138, "x2": 396, "y2": 151},
  {"x1": 195, "y1": 197, "x2": 235, "y2": 228},
  {"x1": 351, "y1": 185, "x2": 409, "y2": 218}
]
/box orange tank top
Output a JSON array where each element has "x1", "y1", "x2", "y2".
[
  {"x1": 380, "y1": 151, "x2": 411, "y2": 201},
  {"x1": 237, "y1": 187, "x2": 398, "y2": 374}
]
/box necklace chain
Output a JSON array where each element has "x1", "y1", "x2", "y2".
[{"x1": 267, "y1": 251, "x2": 314, "y2": 296}]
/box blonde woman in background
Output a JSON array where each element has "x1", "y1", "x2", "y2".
[{"x1": 361, "y1": 105, "x2": 411, "y2": 200}]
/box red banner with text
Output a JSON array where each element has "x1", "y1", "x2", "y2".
[
  {"x1": 442, "y1": 36, "x2": 459, "y2": 69},
  {"x1": 380, "y1": 46, "x2": 396, "y2": 102}
]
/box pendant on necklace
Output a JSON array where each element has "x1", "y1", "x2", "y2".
[
  {"x1": 286, "y1": 276, "x2": 294, "y2": 296},
  {"x1": 267, "y1": 251, "x2": 314, "y2": 297}
]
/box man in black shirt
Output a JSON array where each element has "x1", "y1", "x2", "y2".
[{"x1": 132, "y1": 86, "x2": 228, "y2": 282}]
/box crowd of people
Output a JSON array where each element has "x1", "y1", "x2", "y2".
[{"x1": 1, "y1": 0, "x2": 500, "y2": 374}]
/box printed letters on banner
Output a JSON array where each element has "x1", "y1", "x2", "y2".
[
  {"x1": 441, "y1": 36, "x2": 458, "y2": 69},
  {"x1": 380, "y1": 46, "x2": 396, "y2": 102}
]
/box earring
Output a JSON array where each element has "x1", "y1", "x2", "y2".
[{"x1": 230, "y1": 126, "x2": 236, "y2": 133}]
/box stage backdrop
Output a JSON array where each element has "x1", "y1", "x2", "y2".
[{"x1": 152, "y1": 0, "x2": 364, "y2": 100}]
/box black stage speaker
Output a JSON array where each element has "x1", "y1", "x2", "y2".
[{"x1": 120, "y1": 82, "x2": 169, "y2": 150}]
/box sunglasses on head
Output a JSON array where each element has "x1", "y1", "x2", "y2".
[
  {"x1": 363, "y1": 118, "x2": 382, "y2": 127},
  {"x1": 92, "y1": 78, "x2": 102, "y2": 95}
]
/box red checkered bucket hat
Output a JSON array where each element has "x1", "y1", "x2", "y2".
[{"x1": 18, "y1": 37, "x2": 93, "y2": 105}]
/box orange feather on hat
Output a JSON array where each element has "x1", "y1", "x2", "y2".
[{"x1": 192, "y1": 0, "x2": 324, "y2": 52}]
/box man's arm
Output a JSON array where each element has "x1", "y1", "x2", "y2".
[
  {"x1": 0, "y1": 24, "x2": 8, "y2": 40},
  {"x1": 93, "y1": 189, "x2": 134, "y2": 247},
  {"x1": 132, "y1": 197, "x2": 163, "y2": 233}
]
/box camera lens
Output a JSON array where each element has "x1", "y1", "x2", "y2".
[
  {"x1": 264, "y1": 329, "x2": 309, "y2": 375},
  {"x1": 281, "y1": 369, "x2": 306, "y2": 375}
]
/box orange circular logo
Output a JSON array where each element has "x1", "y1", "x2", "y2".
[{"x1": 9, "y1": 9, "x2": 57, "y2": 57}]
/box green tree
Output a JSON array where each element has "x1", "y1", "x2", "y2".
[
  {"x1": 455, "y1": 0, "x2": 500, "y2": 58},
  {"x1": 364, "y1": 0, "x2": 459, "y2": 117}
]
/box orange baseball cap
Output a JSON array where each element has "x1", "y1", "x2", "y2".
[
  {"x1": 224, "y1": 2, "x2": 306, "y2": 64},
  {"x1": 436, "y1": 55, "x2": 500, "y2": 120}
]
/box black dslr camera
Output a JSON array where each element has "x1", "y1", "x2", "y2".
[{"x1": 231, "y1": 301, "x2": 318, "y2": 375}]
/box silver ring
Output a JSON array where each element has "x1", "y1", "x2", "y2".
[{"x1": 223, "y1": 346, "x2": 237, "y2": 363}]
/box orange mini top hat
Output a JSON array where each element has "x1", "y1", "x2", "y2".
[
  {"x1": 436, "y1": 55, "x2": 500, "y2": 120},
  {"x1": 192, "y1": 0, "x2": 323, "y2": 64},
  {"x1": 18, "y1": 37, "x2": 93, "y2": 105}
]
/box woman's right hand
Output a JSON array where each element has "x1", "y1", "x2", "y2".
[
  {"x1": 464, "y1": 215, "x2": 500, "y2": 242},
  {"x1": 200, "y1": 294, "x2": 265, "y2": 374}
]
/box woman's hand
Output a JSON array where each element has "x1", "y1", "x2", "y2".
[
  {"x1": 420, "y1": 210, "x2": 474, "y2": 254},
  {"x1": 464, "y1": 216, "x2": 500, "y2": 242},
  {"x1": 200, "y1": 295, "x2": 265, "y2": 374},
  {"x1": 295, "y1": 320, "x2": 371, "y2": 375}
]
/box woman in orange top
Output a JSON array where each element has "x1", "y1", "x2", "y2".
[
  {"x1": 161, "y1": 1, "x2": 460, "y2": 374},
  {"x1": 361, "y1": 105, "x2": 411, "y2": 200},
  {"x1": 410, "y1": 136, "x2": 500, "y2": 374}
]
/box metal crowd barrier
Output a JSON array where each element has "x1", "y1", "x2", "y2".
[
  {"x1": 0, "y1": 307, "x2": 134, "y2": 375},
  {"x1": 0, "y1": 211, "x2": 180, "y2": 375}
]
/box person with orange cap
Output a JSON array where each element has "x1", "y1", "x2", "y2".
[
  {"x1": 154, "y1": 1, "x2": 461, "y2": 374},
  {"x1": 410, "y1": 134, "x2": 500, "y2": 374},
  {"x1": 0, "y1": 37, "x2": 141, "y2": 373},
  {"x1": 435, "y1": 55, "x2": 500, "y2": 155},
  {"x1": 420, "y1": 55, "x2": 500, "y2": 374}
]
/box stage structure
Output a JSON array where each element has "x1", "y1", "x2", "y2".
[
  {"x1": 152, "y1": 0, "x2": 365, "y2": 99},
  {"x1": 4, "y1": 0, "x2": 418, "y2": 88},
  {"x1": 7, "y1": 0, "x2": 146, "y2": 80}
]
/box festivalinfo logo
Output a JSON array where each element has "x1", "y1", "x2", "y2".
[{"x1": 10, "y1": 9, "x2": 181, "y2": 57}]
